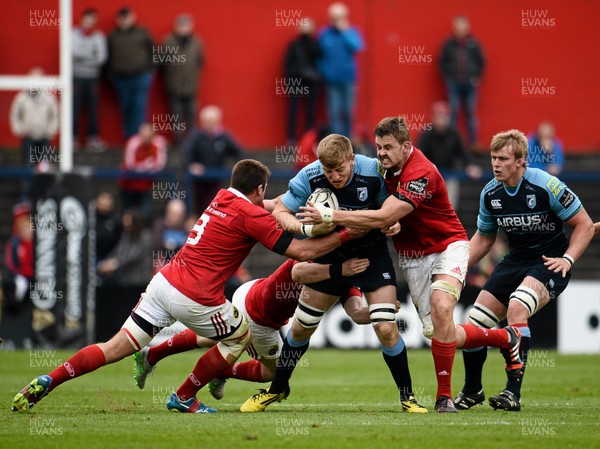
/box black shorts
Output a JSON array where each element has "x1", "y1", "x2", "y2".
[
  {"x1": 306, "y1": 236, "x2": 396, "y2": 296},
  {"x1": 482, "y1": 255, "x2": 571, "y2": 306}
]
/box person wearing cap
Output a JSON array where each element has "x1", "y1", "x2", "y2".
[{"x1": 107, "y1": 7, "x2": 154, "y2": 139}]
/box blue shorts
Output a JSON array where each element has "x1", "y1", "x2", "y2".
[
  {"x1": 482, "y1": 255, "x2": 571, "y2": 306},
  {"x1": 307, "y1": 236, "x2": 396, "y2": 295}
]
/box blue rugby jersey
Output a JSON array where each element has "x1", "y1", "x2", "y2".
[{"x1": 477, "y1": 168, "x2": 582, "y2": 260}]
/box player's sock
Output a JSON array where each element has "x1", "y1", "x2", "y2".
[
  {"x1": 176, "y1": 346, "x2": 229, "y2": 401},
  {"x1": 432, "y1": 338, "x2": 456, "y2": 400},
  {"x1": 460, "y1": 323, "x2": 510, "y2": 349},
  {"x1": 381, "y1": 336, "x2": 414, "y2": 401},
  {"x1": 47, "y1": 344, "x2": 106, "y2": 392},
  {"x1": 221, "y1": 359, "x2": 266, "y2": 382},
  {"x1": 505, "y1": 323, "x2": 530, "y2": 399},
  {"x1": 461, "y1": 346, "x2": 487, "y2": 395},
  {"x1": 147, "y1": 329, "x2": 198, "y2": 365},
  {"x1": 268, "y1": 332, "x2": 309, "y2": 394}
]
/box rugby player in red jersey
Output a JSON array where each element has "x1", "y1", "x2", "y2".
[
  {"x1": 12, "y1": 159, "x2": 362, "y2": 414},
  {"x1": 301, "y1": 117, "x2": 523, "y2": 413},
  {"x1": 133, "y1": 257, "x2": 377, "y2": 400}
]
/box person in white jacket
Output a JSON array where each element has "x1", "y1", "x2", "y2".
[
  {"x1": 72, "y1": 8, "x2": 107, "y2": 151},
  {"x1": 9, "y1": 67, "x2": 59, "y2": 172}
]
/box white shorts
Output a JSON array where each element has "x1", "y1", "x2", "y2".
[
  {"x1": 399, "y1": 240, "x2": 470, "y2": 338},
  {"x1": 233, "y1": 280, "x2": 283, "y2": 360},
  {"x1": 123, "y1": 272, "x2": 243, "y2": 350}
]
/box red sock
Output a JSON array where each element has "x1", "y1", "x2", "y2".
[
  {"x1": 221, "y1": 359, "x2": 266, "y2": 382},
  {"x1": 147, "y1": 329, "x2": 199, "y2": 365},
  {"x1": 176, "y1": 346, "x2": 230, "y2": 400},
  {"x1": 47, "y1": 344, "x2": 106, "y2": 392},
  {"x1": 460, "y1": 323, "x2": 509, "y2": 349},
  {"x1": 432, "y1": 339, "x2": 456, "y2": 400}
]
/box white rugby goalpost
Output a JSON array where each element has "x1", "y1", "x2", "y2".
[{"x1": 0, "y1": 0, "x2": 72, "y2": 171}]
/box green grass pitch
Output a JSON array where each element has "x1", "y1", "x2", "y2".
[{"x1": 1, "y1": 348, "x2": 599, "y2": 449}]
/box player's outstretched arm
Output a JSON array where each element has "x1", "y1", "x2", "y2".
[
  {"x1": 283, "y1": 228, "x2": 362, "y2": 262},
  {"x1": 291, "y1": 258, "x2": 370, "y2": 284},
  {"x1": 468, "y1": 231, "x2": 497, "y2": 269},
  {"x1": 301, "y1": 195, "x2": 413, "y2": 229}
]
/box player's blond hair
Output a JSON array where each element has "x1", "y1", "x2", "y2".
[
  {"x1": 317, "y1": 134, "x2": 353, "y2": 168},
  {"x1": 373, "y1": 116, "x2": 411, "y2": 144},
  {"x1": 490, "y1": 129, "x2": 529, "y2": 165},
  {"x1": 231, "y1": 159, "x2": 271, "y2": 194}
]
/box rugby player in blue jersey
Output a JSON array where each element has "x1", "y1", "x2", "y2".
[
  {"x1": 241, "y1": 133, "x2": 427, "y2": 413},
  {"x1": 454, "y1": 129, "x2": 594, "y2": 411}
]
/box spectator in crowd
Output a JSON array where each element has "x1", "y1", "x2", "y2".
[
  {"x1": 72, "y1": 7, "x2": 107, "y2": 152},
  {"x1": 352, "y1": 123, "x2": 377, "y2": 158},
  {"x1": 439, "y1": 15, "x2": 485, "y2": 148},
  {"x1": 294, "y1": 123, "x2": 330, "y2": 171},
  {"x1": 96, "y1": 208, "x2": 153, "y2": 287},
  {"x1": 417, "y1": 101, "x2": 482, "y2": 207},
  {"x1": 118, "y1": 123, "x2": 167, "y2": 221},
  {"x1": 284, "y1": 17, "x2": 320, "y2": 145},
  {"x1": 527, "y1": 121, "x2": 564, "y2": 176},
  {"x1": 95, "y1": 191, "x2": 122, "y2": 262},
  {"x1": 1, "y1": 202, "x2": 33, "y2": 313},
  {"x1": 161, "y1": 14, "x2": 204, "y2": 147},
  {"x1": 318, "y1": 2, "x2": 364, "y2": 138},
  {"x1": 107, "y1": 7, "x2": 154, "y2": 139},
  {"x1": 9, "y1": 67, "x2": 59, "y2": 171},
  {"x1": 184, "y1": 105, "x2": 245, "y2": 214},
  {"x1": 151, "y1": 198, "x2": 188, "y2": 273}
]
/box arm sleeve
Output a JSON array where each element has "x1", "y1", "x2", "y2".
[
  {"x1": 96, "y1": 33, "x2": 108, "y2": 66},
  {"x1": 375, "y1": 170, "x2": 388, "y2": 207},
  {"x1": 280, "y1": 169, "x2": 313, "y2": 213},
  {"x1": 341, "y1": 28, "x2": 364, "y2": 52},
  {"x1": 394, "y1": 167, "x2": 436, "y2": 209},
  {"x1": 476, "y1": 189, "x2": 497, "y2": 235},
  {"x1": 546, "y1": 176, "x2": 582, "y2": 221},
  {"x1": 234, "y1": 207, "x2": 294, "y2": 255}
]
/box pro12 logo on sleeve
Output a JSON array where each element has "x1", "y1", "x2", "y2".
[
  {"x1": 405, "y1": 177, "x2": 429, "y2": 195},
  {"x1": 558, "y1": 188, "x2": 575, "y2": 209}
]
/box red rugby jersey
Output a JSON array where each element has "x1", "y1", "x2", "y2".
[
  {"x1": 386, "y1": 148, "x2": 467, "y2": 257},
  {"x1": 160, "y1": 188, "x2": 292, "y2": 306}
]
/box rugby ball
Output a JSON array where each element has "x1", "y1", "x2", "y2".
[{"x1": 307, "y1": 187, "x2": 339, "y2": 211}]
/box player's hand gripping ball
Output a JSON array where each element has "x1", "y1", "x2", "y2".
[{"x1": 300, "y1": 188, "x2": 338, "y2": 236}]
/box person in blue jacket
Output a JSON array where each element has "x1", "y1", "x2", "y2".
[{"x1": 318, "y1": 3, "x2": 364, "y2": 138}]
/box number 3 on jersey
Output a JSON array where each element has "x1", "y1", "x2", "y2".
[{"x1": 187, "y1": 213, "x2": 211, "y2": 245}]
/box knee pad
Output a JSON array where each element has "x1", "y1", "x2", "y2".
[
  {"x1": 468, "y1": 303, "x2": 500, "y2": 329},
  {"x1": 431, "y1": 280, "x2": 461, "y2": 302},
  {"x1": 217, "y1": 314, "x2": 251, "y2": 359},
  {"x1": 509, "y1": 286, "x2": 539, "y2": 317},
  {"x1": 294, "y1": 299, "x2": 325, "y2": 329},
  {"x1": 368, "y1": 303, "x2": 397, "y2": 323}
]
